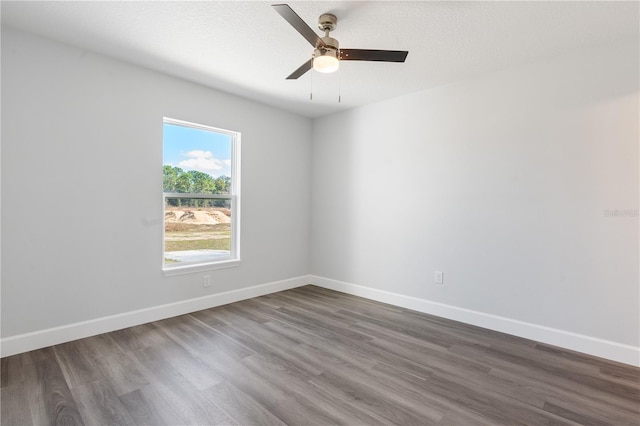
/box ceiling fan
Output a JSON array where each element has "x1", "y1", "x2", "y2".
[{"x1": 272, "y1": 4, "x2": 409, "y2": 80}]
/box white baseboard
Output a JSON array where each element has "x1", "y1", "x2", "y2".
[
  {"x1": 1, "y1": 275, "x2": 310, "y2": 358},
  {"x1": 5, "y1": 274, "x2": 638, "y2": 367},
  {"x1": 310, "y1": 275, "x2": 640, "y2": 367}
]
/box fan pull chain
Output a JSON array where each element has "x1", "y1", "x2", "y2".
[
  {"x1": 310, "y1": 66, "x2": 313, "y2": 101},
  {"x1": 338, "y1": 71, "x2": 342, "y2": 103}
]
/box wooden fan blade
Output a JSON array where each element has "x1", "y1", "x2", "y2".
[
  {"x1": 340, "y1": 49, "x2": 408, "y2": 62},
  {"x1": 286, "y1": 58, "x2": 313, "y2": 79},
  {"x1": 272, "y1": 4, "x2": 325, "y2": 48}
]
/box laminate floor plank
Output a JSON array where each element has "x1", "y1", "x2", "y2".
[
  {"x1": 158, "y1": 313, "x2": 254, "y2": 362},
  {"x1": 1, "y1": 348, "x2": 53, "y2": 389},
  {"x1": 307, "y1": 370, "x2": 436, "y2": 425},
  {"x1": 266, "y1": 310, "x2": 556, "y2": 421},
  {"x1": 94, "y1": 352, "x2": 150, "y2": 396},
  {"x1": 211, "y1": 318, "x2": 324, "y2": 378},
  {"x1": 369, "y1": 333, "x2": 491, "y2": 375},
  {"x1": 543, "y1": 396, "x2": 626, "y2": 426},
  {"x1": 279, "y1": 305, "x2": 377, "y2": 342},
  {"x1": 535, "y1": 342, "x2": 638, "y2": 373},
  {"x1": 118, "y1": 386, "x2": 179, "y2": 426},
  {"x1": 295, "y1": 352, "x2": 445, "y2": 424},
  {"x1": 108, "y1": 325, "x2": 155, "y2": 353},
  {"x1": 1, "y1": 384, "x2": 35, "y2": 425},
  {"x1": 485, "y1": 345, "x2": 640, "y2": 404},
  {"x1": 146, "y1": 321, "x2": 225, "y2": 392},
  {"x1": 266, "y1": 297, "x2": 534, "y2": 400},
  {"x1": 1, "y1": 352, "x2": 51, "y2": 425},
  {"x1": 382, "y1": 344, "x2": 549, "y2": 412},
  {"x1": 221, "y1": 301, "x2": 274, "y2": 324},
  {"x1": 542, "y1": 400, "x2": 611, "y2": 426},
  {"x1": 424, "y1": 371, "x2": 576, "y2": 425},
  {"x1": 204, "y1": 380, "x2": 288, "y2": 426},
  {"x1": 488, "y1": 340, "x2": 602, "y2": 379},
  {"x1": 274, "y1": 291, "x2": 347, "y2": 317},
  {"x1": 298, "y1": 286, "x2": 405, "y2": 314},
  {"x1": 71, "y1": 379, "x2": 136, "y2": 426},
  {"x1": 53, "y1": 340, "x2": 104, "y2": 389},
  {"x1": 129, "y1": 346, "x2": 234, "y2": 425},
  {"x1": 482, "y1": 345, "x2": 640, "y2": 414},
  {"x1": 338, "y1": 305, "x2": 495, "y2": 350},
  {"x1": 1, "y1": 353, "x2": 36, "y2": 389},
  {"x1": 599, "y1": 362, "x2": 640, "y2": 387},
  {"x1": 198, "y1": 349, "x2": 343, "y2": 425},
  {"x1": 267, "y1": 302, "x2": 446, "y2": 380},
  {"x1": 368, "y1": 361, "x2": 497, "y2": 426},
  {"x1": 38, "y1": 347, "x2": 85, "y2": 425},
  {"x1": 3, "y1": 285, "x2": 639, "y2": 425},
  {"x1": 74, "y1": 333, "x2": 124, "y2": 361},
  {"x1": 263, "y1": 329, "x2": 447, "y2": 422},
  {"x1": 1, "y1": 358, "x2": 8, "y2": 388},
  {"x1": 263, "y1": 318, "x2": 380, "y2": 370},
  {"x1": 250, "y1": 293, "x2": 286, "y2": 309},
  {"x1": 355, "y1": 300, "x2": 534, "y2": 351},
  {"x1": 490, "y1": 367, "x2": 640, "y2": 424},
  {"x1": 242, "y1": 352, "x2": 392, "y2": 425},
  {"x1": 443, "y1": 332, "x2": 638, "y2": 412},
  {"x1": 368, "y1": 349, "x2": 569, "y2": 426},
  {"x1": 350, "y1": 315, "x2": 458, "y2": 353},
  {"x1": 186, "y1": 305, "x2": 231, "y2": 327}
]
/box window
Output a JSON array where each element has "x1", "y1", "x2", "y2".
[{"x1": 163, "y1": 117, "x2": 240, "y2": 274}]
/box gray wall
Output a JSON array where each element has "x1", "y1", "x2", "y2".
[
  {"x1": 1, "y1": 28, "x2": 312, "y2": 337},
  {"x1": 311, "y1": 39, "x2": 639, "y2": 347}
]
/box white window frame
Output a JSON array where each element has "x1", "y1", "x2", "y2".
[{"x1": 162, "y1": 117, "x2": 241, "y2": 276}]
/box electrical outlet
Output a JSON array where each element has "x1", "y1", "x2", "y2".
[
  {"x1": 435, "y1": 271, "x2": 444, "y2": 284},
  {"x1": 203, "y1": 275, "x2": 211, "y2": 288}
]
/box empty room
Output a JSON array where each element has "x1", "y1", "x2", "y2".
[{"x1": 1, "y1": 1, "x2": 638, "y2": 425}]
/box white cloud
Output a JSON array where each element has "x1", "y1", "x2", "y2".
[
  {"x1": 178, "y1": 150, "x2": 230, "y2": 176},
  {"x1": 179, "y1": 157, "x2": 223, "y2": 172},
  {"x1": 184, "y1": 150, "x2": 213, "y2": 159}
]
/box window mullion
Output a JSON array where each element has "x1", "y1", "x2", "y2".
[{"x1": 163, "y1": 192, "x2": 231, "y2": 200}]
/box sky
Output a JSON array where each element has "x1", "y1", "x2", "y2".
[{"x1": 163, "y1": 122, "x2": 232, "y2": 178}]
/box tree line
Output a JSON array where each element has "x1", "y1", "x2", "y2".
[{"x1": 163, "y1": 165, "x2": 231, "y2": 207}]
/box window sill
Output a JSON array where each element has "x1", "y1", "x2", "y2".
[{"x1": 163, "y1": 259, "x2": 241, "y2": 277}]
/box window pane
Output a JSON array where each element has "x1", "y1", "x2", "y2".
[
  {"x1": 163, "y1": 123, "x2": 232, "y2": 195},
  {"x1": 164, "y1": 198, "x2": 232, "y2": 265}
]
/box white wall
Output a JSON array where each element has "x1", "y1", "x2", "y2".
[
  {"x1": 311, "y1": 39, "x2": 639, "y2": 349},
  {"x1": 1, "y1": 28, "x2": 312, "y2": 339}
]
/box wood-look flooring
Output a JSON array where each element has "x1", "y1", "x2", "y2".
[{"x1": 2, "y1": 285, "x2": 639, "y2": 425}]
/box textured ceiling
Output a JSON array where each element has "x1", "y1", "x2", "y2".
[{"x1": 2, "y1": 1, "x2": 638, "y2": 118}]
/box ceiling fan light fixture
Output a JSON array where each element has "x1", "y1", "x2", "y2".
[
  {"x1": 273, "y1": 4, "x2": 408, "y2": 80},
  {"x1": 313, "y1": 48, "x2": 339, "y2": 73}
]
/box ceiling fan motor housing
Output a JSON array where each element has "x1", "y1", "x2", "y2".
[
  {"x1": 320, "y1": 36, "x2": 339, "y2": 50},
  {"x1": 316, "y1": 13, "x2": 339, "y2": 59},
  {"x1": 315, "y1": 35, "x2": 339, "y2": 58}
]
